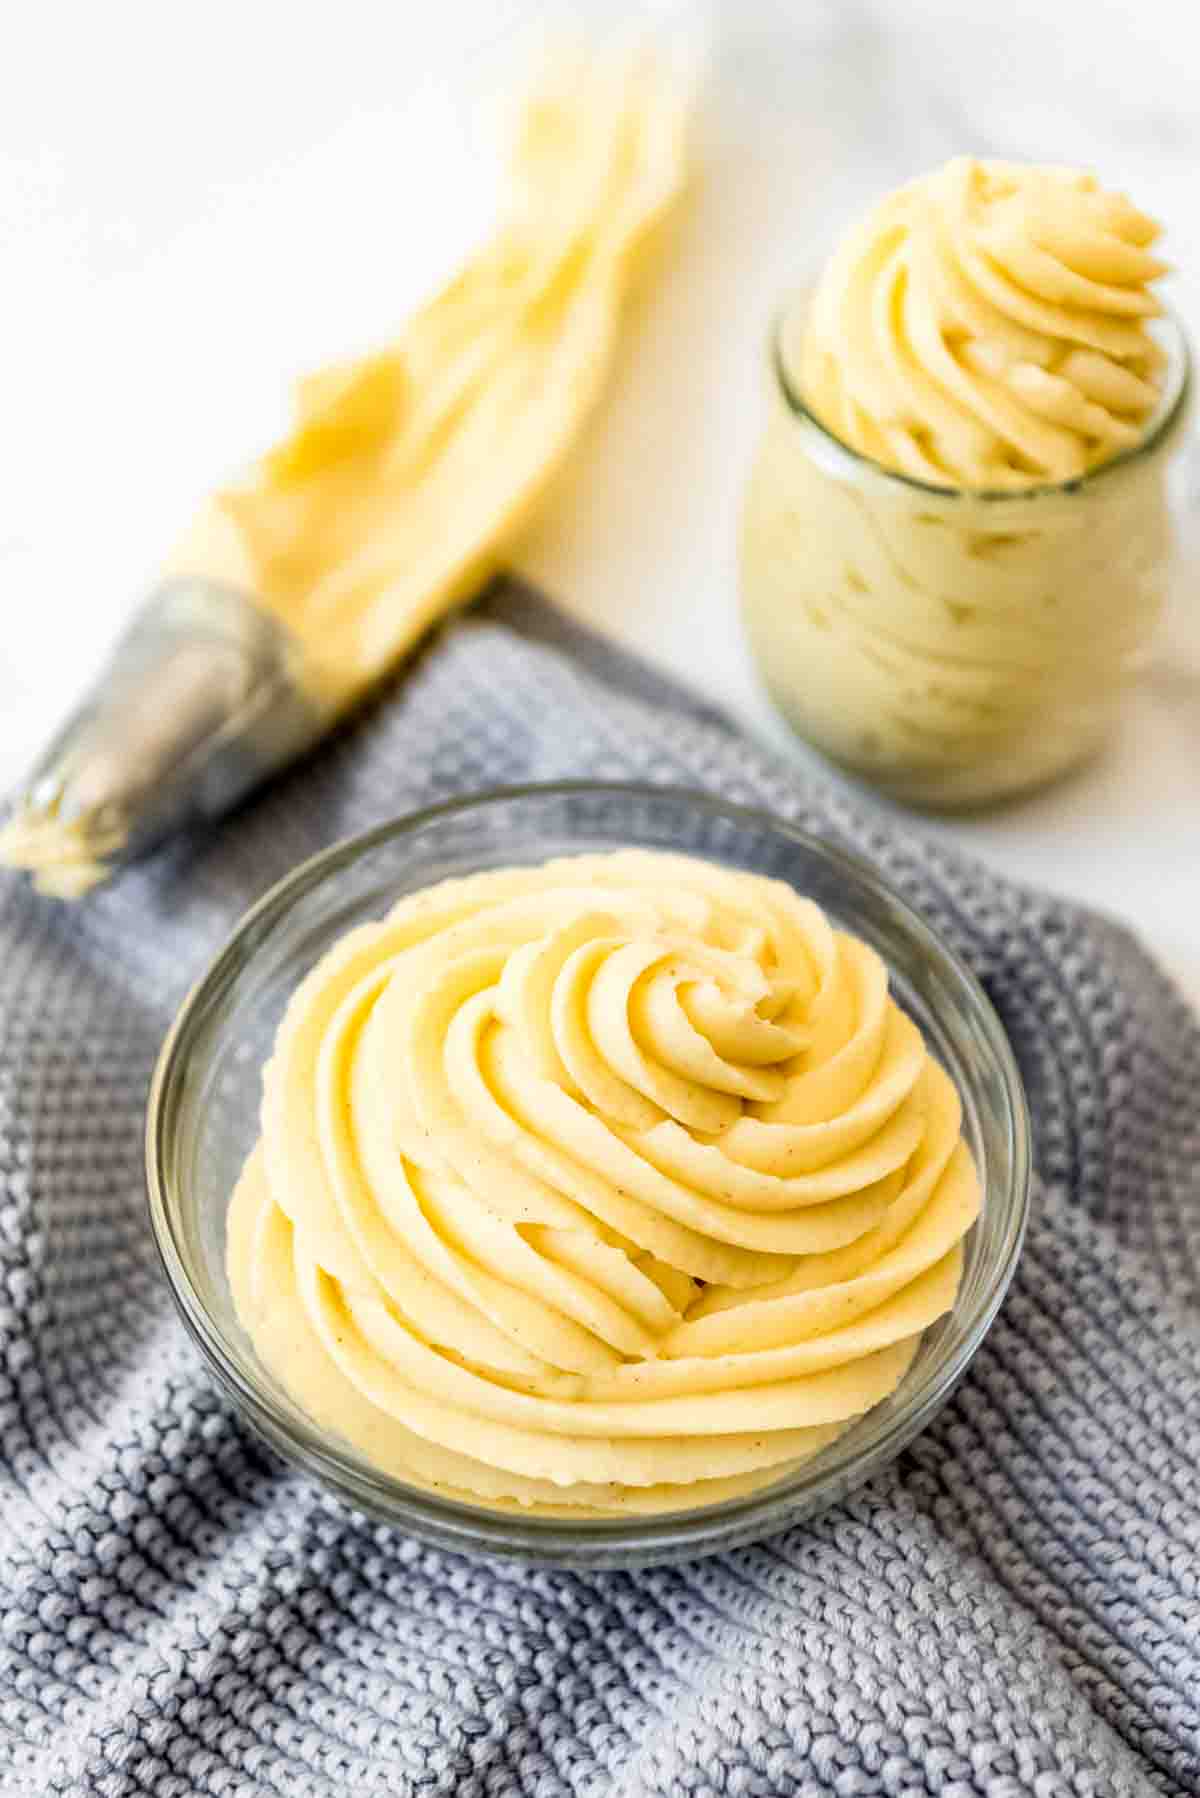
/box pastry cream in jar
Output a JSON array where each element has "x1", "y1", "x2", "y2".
[
  {"x1": 226, "y1": 850, "x2": 980, "y2": 1518},
  {"x1": 741, "y1": 159, "x2": 1189, "y2": 807}
]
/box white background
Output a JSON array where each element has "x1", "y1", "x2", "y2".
[{"x1": 3, "y1": 0, "x2": 1198, "y2": 993}]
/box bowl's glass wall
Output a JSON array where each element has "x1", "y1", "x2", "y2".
[{"x1": 151, "y1": 785, "x2": 1028, "y2": 1565}]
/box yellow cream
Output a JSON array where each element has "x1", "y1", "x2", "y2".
[
  {"x1": 227, "y1": 850, "x2": 980, "y2": 1517},
  {"x1": 742, "y1": 159, "x2": 1182, "y2": 807},
  {"x1": 0, "y1": 813, "x2": 115, "y2": 899},
  {"x1": 169, "y1": 49, "x2": 691, "y2": 709},
  {"x1": 801, "y1": 158, "x2": 1166, "y2": 489}
]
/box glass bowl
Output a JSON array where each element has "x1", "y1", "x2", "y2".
[{"x1": 146, "y1": 783, "x2": 1030, "y2": 1566}]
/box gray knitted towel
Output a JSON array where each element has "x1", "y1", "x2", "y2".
[{"x1": 1, "y1": 580, "x2": 1197, "y2": 1798}]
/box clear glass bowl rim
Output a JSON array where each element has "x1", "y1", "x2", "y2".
[
  {"x1": 771, "y1": 298, "x2": 1192, "y2": 501},
  {"x1": 145, "y1": 780, "x2": 1032, "y2": 1565}
]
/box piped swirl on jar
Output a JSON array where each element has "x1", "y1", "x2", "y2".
[
  {"x1": 227, "y1": 850, "x2": 980, "y2": 1516},
  {"x1": 799, "y1": 158, "x2": 1168, "y2": 488}
]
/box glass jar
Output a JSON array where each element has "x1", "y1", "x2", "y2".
[{"x1": 740, "y1": 306, "x2": 1191, "y2": 809}]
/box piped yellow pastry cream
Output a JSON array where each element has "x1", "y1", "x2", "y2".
[
  {"x1": 1, "y1": 47, "x2": 692, "y2": 896},
  {"x1": 169, "y1": 46, "x2": 692, "y2": 705},
  {"x1": 800, "y1": 158, "x2": 1168, "y2": 488},
  {"x1": 227, "y1": 850, "x2": 980, "y2": 1518}
]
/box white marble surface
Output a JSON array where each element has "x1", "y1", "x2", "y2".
[{"x1": 3, "y1": 0, "x2": 1198, "y2": 991}]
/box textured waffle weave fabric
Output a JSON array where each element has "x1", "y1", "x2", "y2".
[{"x1": 1, "y1": 581, "x2": 1198, "y2": 1798}]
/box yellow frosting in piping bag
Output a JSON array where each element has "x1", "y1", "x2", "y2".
[
  {"x1": 0, "y1": 48, "x2": 690, "y2": 899},
  {"x1": 227, "y1": 850, "x2": 980, "y2": 1517},
  {"x1": 170, "y1": 48, "x2": 692, "y2": 708}
]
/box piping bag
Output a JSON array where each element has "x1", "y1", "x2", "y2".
[{"x1": 0, "y1": 41, "x2": 694, "y2": 898}]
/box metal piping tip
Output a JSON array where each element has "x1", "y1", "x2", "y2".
[{"x1": 0, "y1": 578, "x2": 329, "y2": 898}]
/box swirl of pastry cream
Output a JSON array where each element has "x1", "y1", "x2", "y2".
[
  {"x1": 800, "y1": 158, "x2": 1168, "y2": 488},
  {"x1": 227, "y1": 850, "x2": 980, "y2": 1516}
]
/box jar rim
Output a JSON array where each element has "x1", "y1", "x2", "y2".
[{"x1": 771, "y1": 300, "x2": 1192, "y2": 502}]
